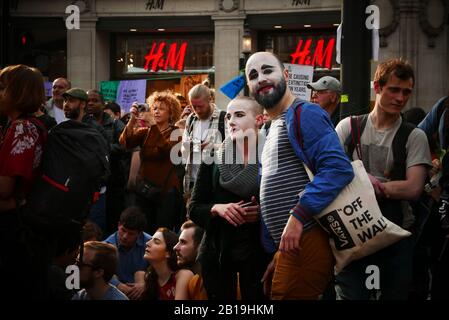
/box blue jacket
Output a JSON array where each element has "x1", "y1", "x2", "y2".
[
  {"x1": 285, "y1": 99, "x2": 354, "y2": 223},
  {"x1": 418, "y1": 96, "x2": 448, "y2": 149},
  {"x1": 260, "y1": 99, "x2": 354, "y2": 252}
]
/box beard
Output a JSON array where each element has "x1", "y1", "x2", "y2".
[
  {"x1": 65, "y1": 105, "x2": 81, "y2": 120},
  {"x1": 253, "y1": 78, "x2": 287, "y2": 110}
]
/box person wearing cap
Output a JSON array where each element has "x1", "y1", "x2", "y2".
[
  {"x1": 63, "y1": 88, "x2": 110, "y2": 232},
  {"x1": 63, "y1": 88, "x2": 107, "y2": 135},
  {"x1": 307, "y1": 76, "x2": 341, "y2": 127}
]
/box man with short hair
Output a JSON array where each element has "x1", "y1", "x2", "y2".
[
  {"x1": 245, "y1": 52, "x2": 354, "y2": 300},
  {"x1": 335, "y1": 59, "x2": 432, "y2": 300},
  {"x1": 63, "y1": 88, "x2": 109, "y2": 231},
  {"x1": 181, "y1": 84, "x2": 227, "y2": 198},
  {"x1": 104, "y1": 206, "x2": 151, "y2": 300},
  {"x1": 46, "y1": 77, "x2": 71, "y2": 124},
  {"x1": 104, "y1": 101, "x2": 122, "y2": 120},
  {"x1": 307, "y1": 76, "x2": 341, "y2": 126},
  {"x1": 72, "y1": 241, "x2": 128, "y2": 300},
  {"x1": 174, "y1": 220, "x2": 204, "y2": 271},
  {"x1": 174, "y1": 220, "x2": 207, "y2": 300}
]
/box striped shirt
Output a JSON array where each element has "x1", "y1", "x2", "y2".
[{"x1": 260, "y1": 112, "x2": 315, "y2": 246}]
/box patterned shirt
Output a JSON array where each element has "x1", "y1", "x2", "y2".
[
  {"x1": 0, "y1": 118, "x2": 45, "y2": 195},
  {"x1": 181, "y1": 105, "x2": 227, "y2": 193},
  {"x1": 260, "y1": 112, "x2": 315, "y2": 246}
]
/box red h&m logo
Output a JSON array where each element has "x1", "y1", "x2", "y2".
[
  {"x1": 290, "y1": 37, "x2": 335, "y2": 69},
  {"x1": 144, "y1": 41, "x2": 188, "y2": 72}
]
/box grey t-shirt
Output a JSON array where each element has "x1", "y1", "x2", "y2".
[{"x1": 336, "y1": 114, "x2": 432, "y2": 181}]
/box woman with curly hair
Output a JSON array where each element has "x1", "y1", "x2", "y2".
[
  {"x1": 142, "y1": 227, "x2": 193, "y2": 300},
  {"x1": 120, "y1": 91, "x2": 183, "y2": 234}
]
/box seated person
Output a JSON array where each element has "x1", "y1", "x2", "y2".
[
  {"x1": 142, "y1": 227, "x2": 193, "y2": 300},
  {"x1": 174, "y1": 220, "x2": 208, "y2": 300},
  {"x1": 104, "y1": 206, "x2": 151, "y2": 300},
  {"x1": 72, "y1": 241, "x2": 128, "y2": 300}
]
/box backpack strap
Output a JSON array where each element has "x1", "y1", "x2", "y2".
[
  {"x1": 389, "y1": 119, "x2": 415, "y2": 181},
  {"x1": 217, "y1": 110, "x2": 226, "y2": 141},
  {"x1": 186, "y1": 113, "x2": 197, "y2": 136},
  {"x1": 436, "y1": 96, "x2": 448, "y2": 124},
  {"x1": 343, "y1": 114, "x2": 368, "y2": 161}
]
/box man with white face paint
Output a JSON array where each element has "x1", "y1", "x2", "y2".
[{"x1": 245, "y1": 52, "x2": 354, "y2": 299}]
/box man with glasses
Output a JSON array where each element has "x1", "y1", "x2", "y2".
[
  {"x1": 72, "y1": 241, "x2": 128, "y2": 300},
  {"x1": 307, "y1": 76, "x2": 341, "y2": 127}
]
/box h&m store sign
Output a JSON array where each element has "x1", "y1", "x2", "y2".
[{"x1": 143, "y1": 37, "x2": 335, "y2": 72}]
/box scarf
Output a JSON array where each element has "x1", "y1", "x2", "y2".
[{"x1": 216, "y1": 137, "x2": 259, "y2": 199}]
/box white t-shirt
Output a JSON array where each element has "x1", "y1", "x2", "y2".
[{"x1": 53, "y1": 105, "x2": 67, "y2": 124}]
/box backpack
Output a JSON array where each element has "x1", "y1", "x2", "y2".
[
  {"x1": 343, "y1": 114, "x2": 432, "y2": 234},
  {"x1": 186, "y1": 110, "x2": 226, "y2": 141},
  {"x1": 21, "y1": 119, "x2": 110, "y2": 231},
  {"x1": 344, "y1": 114, "x2": 415, "y2": 181}
]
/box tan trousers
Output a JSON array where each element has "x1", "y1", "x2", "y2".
[{"x1": 271, "y1": 226, "x2": 334, "y2": 300}]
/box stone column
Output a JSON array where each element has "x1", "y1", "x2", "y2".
[
  {"x1": 397, "y1": 0, "x2": 420, "y2": 108},
  {"x1": 67, "y1": 17, "x2": 97, "y2": 90},
  {"x1": 212, "y1": 15, "x2": 246, "y2": 110}
]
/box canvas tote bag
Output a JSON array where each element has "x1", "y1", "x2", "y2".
[{"x1": 303, "y1": 160, "x2": 411, "y2": 273}]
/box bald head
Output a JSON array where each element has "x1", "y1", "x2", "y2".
[{"x1": 229, "y1": 96, "x2": 263, "y2": 116}]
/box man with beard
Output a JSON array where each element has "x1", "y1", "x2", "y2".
[
  {"x1": 181, "y1": 84, "x2": 227, "y2": 203},
  {"x1": 63, "y1": 88, "x2": 110, "y2": 230},
  {"x1": 72, "y1": 241, "x2": 128, "y2": 300},
  {"x1": 174, "y1": 221, "x2": 208, "y2": 300},
  {"x1": 245, "y1": 52, "x2": 354, "y2": 299}
]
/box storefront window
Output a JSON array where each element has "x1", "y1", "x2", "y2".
[
  {"x1": 114, "y1": 34, "x2": 214, "y2": 76},
  {"x1": 260, "y1": 30, "x2": 339, "y2": 79}
]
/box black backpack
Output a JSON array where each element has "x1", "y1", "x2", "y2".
[
  {"x1": 22, "y1": 119, "x2": 110, "y2": 231},
  {"x1": 344, "y1": 114, "x2": 432, "y2": 235}
]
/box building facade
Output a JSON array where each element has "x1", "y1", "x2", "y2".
[{"x1": 5, "y1": 0, "x2": 449, "y2": 112}]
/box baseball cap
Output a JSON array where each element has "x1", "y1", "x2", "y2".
[
  {"x1": 307, "y1": 76, "x2": 341, "y2": 93},
  {"x1": 62, "y1": 88, "x2": 88, "y2": 101}
]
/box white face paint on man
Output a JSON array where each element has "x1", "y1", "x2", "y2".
[{"x1": 245, "y1": 52, "x2": 288, "y2": 109}]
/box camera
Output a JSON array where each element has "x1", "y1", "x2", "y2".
[{"x1": 137, "y1": 103, "x2": 149, "y2": 113}]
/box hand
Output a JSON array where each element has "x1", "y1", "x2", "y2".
[
  {"x1": 279, "y1": 215, "x2": 303, "y2": 253},
  {"x1": 430, "y1": 159, "x2": 441, "y2": 178},
  {"x1": 200, "y1": 138, "x2": 210, "y2": 151},
  {"x1": 181, "y1": 105, "x2": 192, "y2": 119},
  {"x1": 126, "y1": 282, "x2": 146, "y2": 300},
  {"x1": 211, "y1": 202, "x2": 246, "y2": 227},
  {"x1": 261, "y1": 258, "x2": 275, "y2": 298},
  {"x1": 368, "y1": 173, "x2": 387, "y2": 197},
  {"x1": 242, "y1": 196, "x2": 260, "y2": 223},
  {"x1": 117, "y1": 282, "x2": 132, "y2": 296},
  {"x1": 130, "y1": 103, "x2": 139, "y2": 121}
]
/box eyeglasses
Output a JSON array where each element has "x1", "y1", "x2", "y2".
[{"x1": 75, "y1": 259, "x2": 97, "y2": 269}]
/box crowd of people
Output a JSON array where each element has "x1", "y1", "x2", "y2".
[{"x1": 0, "y1": 53, "x2": 448, "y2": 300}]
